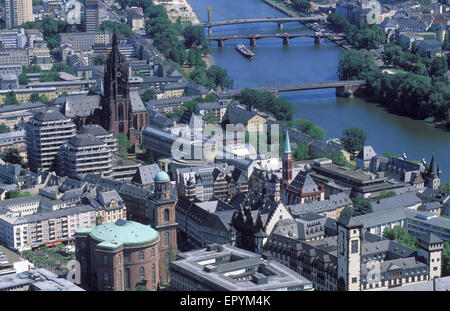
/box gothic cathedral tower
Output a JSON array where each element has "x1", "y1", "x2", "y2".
[
  {"x1": 101, "y1": 30, "x2": 131, "y2": 139},
  {"x1": 337, "y1": 215, "x2": 363, "y2": 291}
]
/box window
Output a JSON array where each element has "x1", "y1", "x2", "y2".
[
  {"x1": 104, "y1": 271, "x2": 109, "y2": 283},
  {"x1": 165, "y1": 232, "x2": 170, "y2": 246},
  {"x1": 117, "y1": 255, "x2": 121, "y2": 265},
  {"x1": 80, "y1": 240, "x2": 86, "y2": 250},
  {"x1": 125, "y1": 268, "x2": 130, "y2": 290},
  {"x1": 351, "y1": 240, "x2": 358, "y2": 254},
  {"x1": 164, "y1": 209, "x2": 170, "y2": 222},
  {"x1": 139, "y1": 267, "x2": 145, "y2": 279},
  {"x1": 151, "y1": 248, "x2": 155, "y2": 258},
  {"x1": 352, "y1": 277, "x2": 357, "y2": 283},
  {"x1": 152, "y1": 264, "x2": 156, "y2": 284},
  {"x1": 118, "y1": 271, "x2": 122, "y2": 291},
  {"x1": 139, "y1": 251, "x2": 144, "y2": 261},
  {"x1": 124, "y1": 253, "x2": 130, "y2": 263},
  {"x1": 433, "y1": 267, "x2": 438, "y2": 271},
  {"x1": 103, "y1": 255, "x2": 108, "y2": 265}
]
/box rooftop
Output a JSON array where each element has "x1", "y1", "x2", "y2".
[{"x1": 81, "y1": 219, "x2": 159, "y2": 249}]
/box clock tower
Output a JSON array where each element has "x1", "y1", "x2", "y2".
[{"x1": 101, "y1": 30, "x2": 131, "y2": 138}]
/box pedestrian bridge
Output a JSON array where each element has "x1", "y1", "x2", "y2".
[{"x1": 218, "y1": 80, "x2": 366, "y2": 98}]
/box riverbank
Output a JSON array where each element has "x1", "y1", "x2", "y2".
[
  {"x1": 154, "y1": 0, "x2": 201, "y2": 24},
  {"x1": 261, "y1": 0, "x2": 350, "y2": 49}
]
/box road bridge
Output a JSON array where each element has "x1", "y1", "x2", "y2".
[
  {"x1": 206, "y1": 32, "x2": 346, "y2": 46},
  {"x1": 200, "y1": 16, "x2": 326, "y2": 36}
]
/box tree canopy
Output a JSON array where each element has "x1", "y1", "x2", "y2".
[
  {"x1": 341, "y1": 127, "x2": 366, "y2": 154},
  {"x1": 4, "y1": 91, "x2": 18, "y2": 105},
  {"x1": 296, "y1": 118, "x2": 326, "y2": 140},
  {"x1": 1, "y1": 148, "x2": 23, "y2": 165},
  {"x1": 383, "y1": 226, "x2": 417, "y2": 250}
]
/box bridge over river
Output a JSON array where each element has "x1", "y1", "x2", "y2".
[
  {"x1": 217, "y1": 80, "x2": 366, "y2": 98},
  {"x1": 199, "y1": 16, "x2": 325, "y2": 35},
  {"x1": 206, "y1": 32, "x2": 346, "y2": 46}
]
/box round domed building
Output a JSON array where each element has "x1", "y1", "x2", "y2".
[{"x1": 75, "y1": 219, "x2": 160, "y2": 291}]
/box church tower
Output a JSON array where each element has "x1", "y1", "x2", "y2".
[
  {"x1": 282, "y1": 130, "x2": 293, "y2": 190},
  {"x1": 101, "y1": 29, "x2": 131, "y2": 139},
  {"x1": 151, "y1": 171, "x2": 178, "y2": 286},
  {"x1": 337, "y1": 215, "x2": 363, "y2": 291},
  {"x1": 417, "y1": 233, "x2": 443, "y2": 280},
  {"x1": 424, "y1": 155, "x2": 441, "y2": 190}
]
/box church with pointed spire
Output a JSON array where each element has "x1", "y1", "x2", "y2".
[
  {"x1": 282, "y1": 129, "x2": 293, "y2": 190},
  {"x1": 96, "y1": 30, "x2": 148, "y2": 150},
  {"x1": 424, "y1": 155, "x2": 442, "y2": 190}
]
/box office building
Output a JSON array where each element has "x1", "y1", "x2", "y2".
[
  {"x1": 58, "y1": 132, "x2": 113, "y2": 179},
  {"x1": 0, "y1": 268, "x2": 84, "y2": 291},
  {"x1": 85, "y1": 0, "x2": 99, "y2": 32},
  {"x1": 170, "y1": 244, "x2": 314, "y2": 291},
  {"x1": 26, "y1": 109, "x2": 76, "y2": 173}
]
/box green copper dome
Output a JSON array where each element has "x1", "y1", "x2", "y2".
[
  {"x1": 88, "y1": 219, "x2": 159, "y2": 249},
  {"x1": 154, "y1": 171, "x2": 170, "y2": 182}
]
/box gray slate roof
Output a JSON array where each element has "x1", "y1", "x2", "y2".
[
  {"x1": 68, "y1": 133, "x2": 103, "y2": 147},
  {"x1": 34, "y1": 109, "x2": 68, "y2": 122},
  {"x1": 288, "y1": 171, "x2": 319, "y2": 194},
  {"x1": 64, "y1": 95, "x2": 101, "y2": 118},
  {"x1": 131, "y1": 164, "x2": 160, "y2": 186},
  {"x1": 130, "y1": 91, "x2": 147, "y2": 113}
]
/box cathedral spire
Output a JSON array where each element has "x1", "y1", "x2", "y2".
[
  {"x1": 112, "y1": 26, "x2": 118, "y2": 51},
  {"x1": 284, "y1": 130, "x2": 291, "y2": 154},
  {"x1": 429, "y1": 155, "x2": 435, "y2": 176}
]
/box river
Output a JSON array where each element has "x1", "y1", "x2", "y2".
[{"x1": 189, "y1": 0, "x2": 450, "y2": 182}]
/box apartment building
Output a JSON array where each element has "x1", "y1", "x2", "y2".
[{"x1": 5, "y1": 0, "x2": 33, "y2": 29}]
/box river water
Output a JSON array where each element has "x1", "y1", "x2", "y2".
[{"x1": 189, "y1": 0, "x2": 450, "y2": 182}]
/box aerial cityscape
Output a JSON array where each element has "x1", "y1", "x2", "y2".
[{"x1": 0, "y1": 0, "x2": 449, "y2": 297}]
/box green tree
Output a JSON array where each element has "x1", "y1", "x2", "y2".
[
  {"x1": 100, "y1": 20, "x2": 132, "y2": 37},
  {"x1": 377, "y1": 190, "x2": 397, "y2": 199},
  {"x1": 92, "y1": 55, "x2": 106, "y2": 66},
  {"x1": 1, "y1": 148, "x2": 22, "y2": 165},
  {"x1": 206, "y1": 65, "x2": 233, "y2": 90},
  {"x1": 294, "y1": 143, "x2": 310, "y2": 160},
  {"x1": 291, "y1": 0, "x2": 311, "y2": 13},
  {"x1": 341, "y1": 127, "x2": 366, "y2": 154},
  {"x1": 239, "y1": 89, "x2": 260, "y2": 111},
  {"x1": 383, "y1": 226, "x2": 417, "y2": 249},
  {"x1": 39, "y1": 94, "x2": 49, "y2": 105},
  {"x1": 140, "y1": 90, "x2": 156, "y2": 103},
  {"x1": 39, "y1": 71, "x2": 60, "y2": 82},
  {"x1": 439, "y1": 181, "x2": 450, "y2": 194},
  {"x1": 295, "y1": 118, "x2": 325, "y2": 140},
  {"x1": 443, "y1": 242, "x2": 450, "y2": 277},
  {"x1": 18, "y1": 73, "x2": 30, "y2": 85},
  {"x1": 182, "y1": 24, "x2": 206, "y2": 48},
  {"x1": 352, "y1": 197, "x2": 373, "y2": 216},
  {"x1": 4, "y1": 91, "x2": 18, "y2": 105},
  {"x1": 30, "y1": 92, "x2": 40, "y2": 103},
  {"x1": 117, "y1": 133, "x2": 131, "y2": 154},
  {"x1": 0, "y1": 124, "x2": 10, "y2": 133},
  {"x1": 338, "y1": 49, "x2": 379, "y2": 80}
]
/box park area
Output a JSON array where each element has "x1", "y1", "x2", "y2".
[{"x1": 21, "y1": 244, "x2": 75, "y2": 277}]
